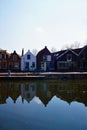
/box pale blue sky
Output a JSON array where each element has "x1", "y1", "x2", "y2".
[{"x1": 0, "y1": 0, "x2": 87, "y2": 54}]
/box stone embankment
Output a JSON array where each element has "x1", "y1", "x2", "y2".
[{"x1": 0, "y1": 72, "x2": 87, "y2": 80}]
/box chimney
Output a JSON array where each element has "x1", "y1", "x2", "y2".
[{"x1": 22, "y1": 48, "x2": 24, "y2": 56}]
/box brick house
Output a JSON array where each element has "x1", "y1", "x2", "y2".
[
  {"x1": 0, "y1": 50, "x2": 10, "y2": 72},
  {"x1": 56, "y1": 49, "x2": 78, "y2": 72},
  {"x1": 78, "y1": 45, "x2": 87, "y2": 71},
  {"x1": 36, "y1": 46, "x2": 51, "y2": 71},
  {"x1": 55, "y1": 45, "x2": 87, "y2": 72},
  {"x1": 8, "y1": 51, "x2": 21, "y2": 72}
]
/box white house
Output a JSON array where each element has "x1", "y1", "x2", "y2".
[
  {"x1": 21, "y1": 82, "x2": 37, "y2": 103},
  {"x1": 21, "y1": 50, "x2": 36, "y2": 71}
]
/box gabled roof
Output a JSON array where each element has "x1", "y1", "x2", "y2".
[
  {"x1": 51, "y1": 50, "x2": 66, "y2": 60},
  {"x1": 78, "y1": 45, "x2": 87, "y2": 55},
  {"x1": 37, "y1": 46, "x2": 51, "y2": 56},
  {"x1": 10, "y1": 50, "x2": 21, "y2": 58},
  {"x1": 22, "y1": 50, "x2": 35, "y2": 58},
  {"x1": 72, "y1": 48, "x2": 82, "y2": 54},
  {"x1": 57, "y1": 49, "x2": 78, "y2": 60}
]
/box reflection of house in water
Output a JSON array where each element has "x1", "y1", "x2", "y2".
[
  {"x1": 9, "y1": 82, "x2": 21, "y2": 103},
  {"x1": 21, "y1": 82, "x2": 37, "y2": 103},
  {"x1": 0, "y1": 82, "x2": 21, "y2": 104},
  {"x1": 0, "y1": 80, "x2": 87, "y2": 106},
  {"x1": 37, "y1": 82, "x2": 55, "y2": 106},
  {"x1": 56, "y1": 80, "x2": 87, "y2": 106},
  {"x1": 0, "y1": 84, "x2": 8, "y2": 104},
  {"x1": 0, "y1": 82, "x2": 9, "y2": 104}
]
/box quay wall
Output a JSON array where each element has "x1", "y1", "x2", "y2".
[{"x1": 0, "y1": 72, "x2": 87, "y2": 80}]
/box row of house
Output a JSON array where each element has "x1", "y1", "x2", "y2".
[
  {"x1": 0, "y1": 45, "x2": 87, "y2": 72},
  {"x1": 0, "y1": 49, "x2": 36, "y2": 72}
]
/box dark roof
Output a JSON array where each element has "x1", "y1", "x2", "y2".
[
  {"x1": 78, "y1": 45, "x2": 87, "y2": 55},
  {"x1": 37, "y1": 46, "x2": 51, "y2": 56},
  {"x1": 51, "y1": 50, "x2": 67, "y2": 60},
  {"x1": 72, "y1": 48, "x2": 82, "y2": 54},
  {"x1": 53, "y1": 46, "x2": 85, "y2": 60},
  {"x1": 10, "y1": 51, "x2": 21, "y2": 58}
]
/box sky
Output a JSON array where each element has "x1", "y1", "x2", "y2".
[{"x1": 0, "y1": 0, "x2": 87, "y2": 54}]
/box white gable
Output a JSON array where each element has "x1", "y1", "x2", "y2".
[{"x1": 21, "y1": 50, "x2": 36, "y2": 71}]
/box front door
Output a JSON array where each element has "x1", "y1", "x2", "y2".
[{"x1": 25, "y1": 62, "x2": 29, "y2": 71}]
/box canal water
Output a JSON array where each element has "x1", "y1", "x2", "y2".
[{"x1": 0, "y1": 80, "x2": 87, "y2": 130}]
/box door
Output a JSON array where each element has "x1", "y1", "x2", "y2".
[{"x1": 25, "y1": 62, "x2": 29, "y2": 71}]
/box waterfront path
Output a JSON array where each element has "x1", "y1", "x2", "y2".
[{"x1": 0, "y1": 72, "x2": 87, "y2": 80}]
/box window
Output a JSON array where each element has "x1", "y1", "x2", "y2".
[
  {"x1": 47, "y1": 55, "x2": 51, "y2": 61},
  {"x1": 67, "y1": 54, "x2": 72, "y2": 61},
  {"x1": 31, "y1": 85, "x2": 35, "y2": 91},
  {"x1": 43, "y1": 55, "x2": 47, "y2": 61},
  {"x1": 80, "y1": 62, "x2": 83, "y2": 68},
  {"x1": 59, "y1": 63, "x2": 66, "y2": 68},
  {"x1": 3, "y1": 62, "x2": 6, "y2": 69},
  {"x1": 80, "y1": 54, "x2": 85, "y2": 59},
  {"x1": 14, "y1": 63, "x2": 19, "y2": 69},
  {"x1": 27, "y1": 93, "x2": 30, "y2": 98},
  {"x1": 27, "y1": 55, "x2": 30, "y2": 60},
  {"x1": 13, "y1": 55, "x2": 17, "y2": 61},
  {"x1": 25, "y1": 85, "x2": 29, "y2": 91},
  {"x1": 85, "y1": 53, "x2": 87, "y2": 59},
  {"x1": 58, "y1": 62, "x2": 68, "y2": 69},
  {"x1": 0, "y1": 54, "x2": 2, "y2": 59},
  {"x1": 85, "y1": 62, "x2": 87, "y2": 68},
  {"x1": 0, "y1": 62, "x2": 1, "y2": 69},
  {"x1": 41, "y1": 62, "x2": 44, "y2": 69},
  {"x1": 25, "y1": 62, "x2": 29, "y2": 69},
  {"x1": 2, "y1": 54, "x2": 6, "y2": 59},
  {"x1": 32, "y1": 62, "x2": 35, "y2": 67}
]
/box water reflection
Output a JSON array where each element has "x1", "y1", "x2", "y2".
[{"x1": 0, "y1": 80, "x2": 87, "y2": 106}]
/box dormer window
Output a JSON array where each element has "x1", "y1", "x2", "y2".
[
  {"x1": 67, "y1": 54, "x2": 72, "y2": 61},
  {"x1": 27, "y1": 55, "x2": 30, "y2": 60}
]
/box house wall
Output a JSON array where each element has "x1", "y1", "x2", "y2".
[
  {"x1": 8, "y1": 51, "x2": 21, "y2": 71},
  {"x1": 78, "y1": 46, "x2": 87, "y2": 71},
  {"x1": 36, "y1": 46, "x2": 51, "y2": 71},
  {"x1": 0, "y1": 50, "x2": 10, "y2": 71},
  {"x1": 21, "y1": 83, "x2": 36, "y2": 103},
  {"x1": 21, "y1": 50, "x2": 36, "y2": 71},
  {"x1": 57, "y1": 51, "x2": 78, "y2": 72}
]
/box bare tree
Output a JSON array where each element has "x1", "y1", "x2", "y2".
[
  {"x1": 61, "y1": 44, "x2": 70, "y2": 50},
  {"x1": 32, "y1": 49, "x2": 38, "y2": 56},
  {"x1": 71, "y1": 41, "x2": 80, "y2": 48},
  {"x1": 51, "y1": 47, "x2": 57, "y2": 52},
  {"x1": 61, "y1": 41, "x2": 81, "y2": 50},
  {"x1": 82, "y1": 40, "x2": 87, "y2": 46}
]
